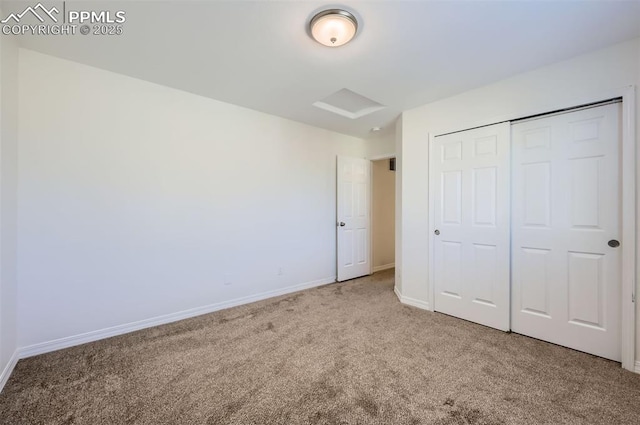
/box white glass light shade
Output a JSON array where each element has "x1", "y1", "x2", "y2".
[{"x1": 310, "y1": 10, "x2": 357, "y2": 47}]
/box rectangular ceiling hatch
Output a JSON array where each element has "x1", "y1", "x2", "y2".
[{"x1": 313, "y1": 88, "x2": 386, "y2": 119}]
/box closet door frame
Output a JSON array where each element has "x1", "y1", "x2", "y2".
[{"x1": 427, "y1": 86, "x2": 636, "y2": 371}]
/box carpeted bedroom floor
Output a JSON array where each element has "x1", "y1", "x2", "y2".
[{"x1": 1, "y1": 269, "x2": 640, "y2": 424}]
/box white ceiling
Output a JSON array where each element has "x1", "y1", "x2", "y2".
[{"x1": 5, "y1": 0, "x2": 640, "y2": 139}]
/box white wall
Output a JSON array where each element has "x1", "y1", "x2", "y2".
[
  {"x1": 398, "y1": 38, "x2": 640, "y2": 360},
  {"x1": 366, "y1": 130, "x2": 396, "y2": 159},
  {"x1": 17, "y1": 49, "x2": 370, "y2": 349},
  {"x1": 0, "y1": 33, "x2": 19, "y2": 385},
  {"x1": 372, "y1": 159, "x2": 395, "y2": 270}
]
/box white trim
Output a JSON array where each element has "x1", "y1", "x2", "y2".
[
  {"x1": 634, "y1": 361, "x2": 640, "y2": 374},
  {"x1": 368, "y1": 159, "x2": 373, "y2": 277},
  {"x1": 398, "y1": 294, "x2": 431, "y2": 311},
  {"x1": 394, "y1": 285, "x2": 402, "y2": 301},
  {"x1": 369, "y1": 159, "x2": 373, "y2": 276},
  {"x1": 394, "y1": 286, "x2": 431, "y2": 311},
  {"x1": 373, "y1": 263, "x2": 395, "y2": 273},
  {"x1": 426, "y1": 86, "x2": 636, "y2": 371},
  {"x1": 0, "y1": 350, "x2": 19, "y2": 394},
  {"x1": 427, "y1": 133, "x2": 436, "y2": 313},
  {"x1": 18, "y1": 276, "x2": 336, "y2": 359},
  {"x1": 619, "y1": 86, "x2": 636, "y2": 371}
]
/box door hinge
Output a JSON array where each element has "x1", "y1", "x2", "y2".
[{"x1": 633, "y1": 293, "x2": 636, "y2": 303}]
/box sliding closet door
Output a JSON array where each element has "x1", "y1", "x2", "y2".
[
  {"x1": 511, "y1": 103, "x2": 621, "y2": 361},
  {"x1": 432, "y1": 123, "x2": 510, "y2": 331}
]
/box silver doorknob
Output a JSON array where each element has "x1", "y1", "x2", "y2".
[
  {"x1": 339, "y1": 222, "x2": 346, "y2": 227},
  {"x1": 434, "y1": 229, "x2": 440, "y2": 235}
]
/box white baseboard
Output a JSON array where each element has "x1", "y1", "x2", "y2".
[
  {"x1": 393, "y1": 287, "x2": 431, "y2": 311},
  {"x1": 394, "y1": 285, "x2": 402, "y2": 302},
  {"x1": 373, "y1": 263, "x2": 395, "y2": 273},
  {"x1": 18, "y1": 276, "x2": 336, "y2": 359},
  {"x1": 399, "y1": 295, "x2": 431, "y2": 311},
  {"x1": 0, "y1": 350, "x2": 19, "y2": 394},
  {"x1": 634, "y1": 361, "x2": 640, "y2": 374}
]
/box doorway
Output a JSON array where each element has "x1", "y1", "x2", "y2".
[
  {"x1": 372, "y1": 158, "x2": 396, "y2": 273},
  {"x1": 336, "y1": 156, "x2": 395, "y2": 282}
]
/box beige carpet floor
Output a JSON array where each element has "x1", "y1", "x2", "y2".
[{"x1": 1, "y1": 269, "x2": 640, "y2": 424}]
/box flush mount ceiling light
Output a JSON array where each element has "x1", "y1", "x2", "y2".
[{"x1": 310, "y1": 9, "x2": 358, "y2": 47}]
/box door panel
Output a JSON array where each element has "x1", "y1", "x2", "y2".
[
  {"x1": 441, "y1": 241, "x2": 463, "y2": 298},
  {"x1": 472, "y1": 167, "x2": 497, "y2": 226},
  {"x1": 511, "y1": 103, "x2": 621, "y2": 361},
  {"x1": 432, "y1": 123, "x2": 511, "y2": 331},
  {"x1": 523, "y1": 162, "x2": 551, "y2": 227},
  {"x1": 567, "y1": 251, "x2": 604, "y2": 328},
  {"x1": 471, "y1": 243, "x2": 498, "y2": 305},
  {"x1": 337, "y1": 157, "x2": 371, "y2": 282},
  {"x1": 520, "y1": 247, "x2": 551, "y2": 317}
]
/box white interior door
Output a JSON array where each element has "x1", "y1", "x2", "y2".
[
  {"x1": 511, "y1": 103, "x2": 621, "y2": 361},
  {"x1": 337, "y1": 156, "x2": 371, "y2": 282},
  {"x1": 432, "y1": 123, "x2": 511, "y2": 331}
]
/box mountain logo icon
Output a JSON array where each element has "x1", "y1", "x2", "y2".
[{"x1": 1, "y1": 3, "x2": 59, "y2": 24}]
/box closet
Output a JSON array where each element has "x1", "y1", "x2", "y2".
[{"x1": 431, "y1": 101, "x2": 622, "y2": 361}]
